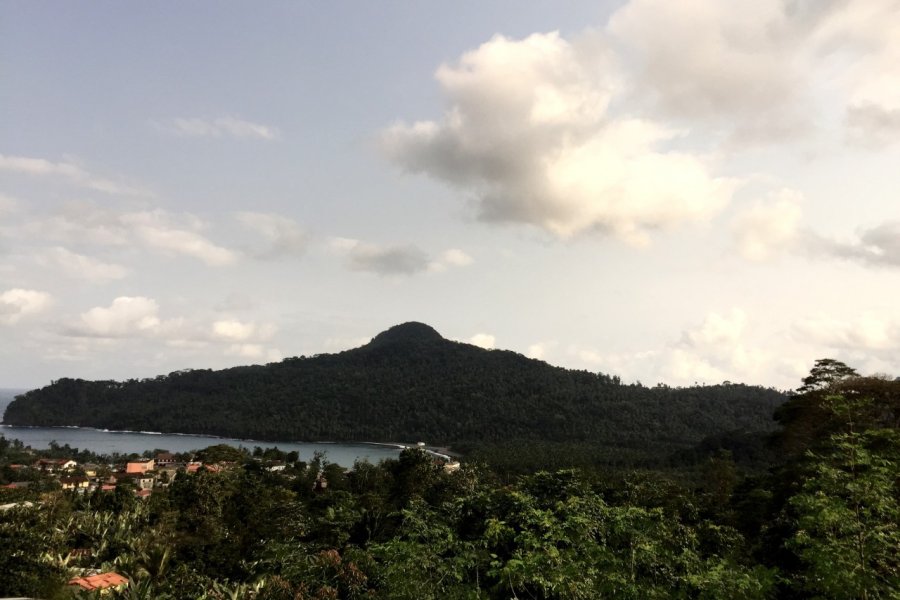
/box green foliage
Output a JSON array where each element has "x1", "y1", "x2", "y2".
[
  {"x1": 788, "y1": 420, "x2": 900, "y2": 598},
  {"x1": 0, "y1": 505, "x2": 68, "y2": 598},
  {"x1": 3, "y1": 357, "x2": 897, "y2": 599},
  {"x1": 797, "y1": 358, "x2": 859, "y2": 394}
]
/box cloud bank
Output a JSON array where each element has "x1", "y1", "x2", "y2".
[
  {"x1": 24, "y1": 203, "x2": 237, "y2": 266},
  {"x1": 382, "y1": 32, "x2": 735, "y2": 244},
  {"x1": 0, "y1": 154, "x2": 149, "y2": 196},
  {"x1": 0, "y1": 288, "x2": 52, "y2": 325}
]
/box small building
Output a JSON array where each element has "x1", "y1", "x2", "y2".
[
  {"x1": 155, "y1": 465, "x2": 180, "y2": 486},
  {"x1": 68, "y1": 572, "x2": 129, "y2": 593},
  {"x1": 35, "y1": 458, "x2": 77, "y2": 472},
  {"x1": 115, "y1": 473, "x2": 154, "y2": 490},
  {"x1": 186, "y1": 462, "x2": 225, "y2": 474},
  {"x1": 60, "y1": 476, "x2": 91, "y2": 492},
  {"x1": 125, "y1": 458, "x2": 155, "y2": 474},
  {"x1": 134, "y1": 489, "x2": 152, "y2": 499},
  {"x1": 155, "y1": 452, "x2": 177, "y2": 466},
  {"x1": 81, "y1": 463, "x2": 101, "y2": 477}
]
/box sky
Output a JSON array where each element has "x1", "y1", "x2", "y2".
[{"x1": 1, "y1": 1, "x2": 899, "y2": 390}]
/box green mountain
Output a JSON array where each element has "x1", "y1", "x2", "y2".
[{"x1": 2, "y1": 322, "x2": 784, "y2": 462}]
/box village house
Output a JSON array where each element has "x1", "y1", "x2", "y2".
[
  {"x1": 186, "y1": 461, "x2": 227, "y2": 474},
  {"x1": 59, "y1": 476, "x2": 91, "y2": 492},
  {"x1": 125, "y1": 458, "x2": 155, "y2": 473},
  {"x1": 115, "y1": 472, "x2": 154, "y2": 491},
  {"x1": 35, "y1": 458, "x2": 77, "y2": 472},
  {"x1": 155, "y1": 451, "x2": 178, "y2": 466},
  {"x1": 443, "y1": 460, "x2": 462, "y2": 473},
  {"x1": 155, "y1": 465, "x2": 180, "y2": 486},
  {"x1": 68, "y1": 572, "x2": 129, "y2": 594},
  {"x1": 81, "y1": 462, "x2": 101, "y2": 477}
]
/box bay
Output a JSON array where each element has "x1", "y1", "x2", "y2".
[{"x1": 0, "y1": 422, "x2": 402, "y2": 468}]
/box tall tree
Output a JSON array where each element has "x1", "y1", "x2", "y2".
[{"x1": 787, "y1": 396, "x2": 900, "y2": 598}]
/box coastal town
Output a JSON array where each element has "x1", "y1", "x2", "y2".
[
  {"x1": 3, "y1": 441, "x2": 460, "y2": 499},
  {"x1": 0, "y1": 438, "x2": 461, "y2": 595}
]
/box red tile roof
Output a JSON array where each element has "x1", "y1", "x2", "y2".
[{"x1": 68, "y1": 572, "x2": 129, "y2": 590}]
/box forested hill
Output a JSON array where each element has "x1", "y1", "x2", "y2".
[{"x1": 3, "y1": 322, "x2": 784, "y2": 460}]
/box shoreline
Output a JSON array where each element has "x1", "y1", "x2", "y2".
[{"x1": 0, "y1": 424, "x2": 458, "y2": 458}]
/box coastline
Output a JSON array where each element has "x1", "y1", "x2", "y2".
[{"x1": 0, "y1": 424, "x2": 451, "y2": 456}]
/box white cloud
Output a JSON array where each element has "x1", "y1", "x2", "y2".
[
  {"x1": 0, "y1": 154, "x2": 149, "y2": 196},
  {"x1": 74, "y1": 296, "x2": 167, "y2": 338},
  {"x1": 732, "y1": 189, "x2": 804, "y2": 261},
  {"x1": 527, "y1": 342, "x2": 548, "y2": 360},
  {"x1": 0, "y1": 288, "x2": 52, "y2": 325},
  {"x1": 122, "y1": 211, "x2": 237, "y2": 266},
  {"x1": 428, "y1": 248, "x2": 474, "y2": 272},
  {"x1": 61, "y1": 297, "x2": 283, "y2": 370},
  {"x1": 223, "y1": 344, "x2": 282, "y2": 363},
  {"x1": 437, "y1": 248, "x2": 473, "y2": 267},
  {"x1": 469, "y1": 333, "x2": 496, "y2": 349},
  {"x1": 607, "y1": 0, "x2": 900, "y2": 145},
  {"x1": 607, "y1": 0, "x2": 812, "y2": 142},
  {"x1": 212, "y1": 320, "x2": 256, "y2": 342},
  {"x1": 161, "y1": 116, "x2": 280, "y2": 140},
  {"x1": 382, "y1": 32, "x2": 736, "y2": 242},
  {"x1": 820, "y1": 221, "x2": 900, "y2": 268},
  {"x1": 226, "y1": 343, "x2": 265, "y2": 359},
  {"x1": 38, "y1": 247, "x2": 129, "y2": 282},
  {"x1": 732, "y1": 191, "x2": 900, "y2": 269},
  {"x1": 211, "y1": 319, "x2": 276, "y2": 342},
  {"x1": 792, "y1": 313, "x2": 900, "y2": 353},
  {"x1": 24, "y1": 203, "x2": 237, "y2": 267},
  {"x1": 574, "y1": 308, "x2": 782, "y2": 386},
  {"x1": 236, "y1": 212, "x2": 308, "y2": 259},
  {"x1": 26, "y1": 201, "x2": 132, "y2": 246},
  {"x1": 682, "y1": 308, "x2": 747, "y2": 347}
]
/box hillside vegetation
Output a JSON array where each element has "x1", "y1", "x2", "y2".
[
  {"x1": 2, "y1": 362, "x2": 897, "y2": 599},
  {"x1": 3, "y1": 322, "x2": 784, "y2": 465}
]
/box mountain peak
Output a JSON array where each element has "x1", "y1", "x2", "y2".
[{"x1": 367, "y1": 322, "x2": 444, "y2": 348}]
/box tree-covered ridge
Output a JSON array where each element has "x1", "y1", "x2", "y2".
[{"x1": 3, "y1": 323, "x2": 783, "y2": 464}]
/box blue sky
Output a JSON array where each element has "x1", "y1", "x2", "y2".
[{"x1": 2, "y1": 1, "x2": 899, "y2": 389}]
